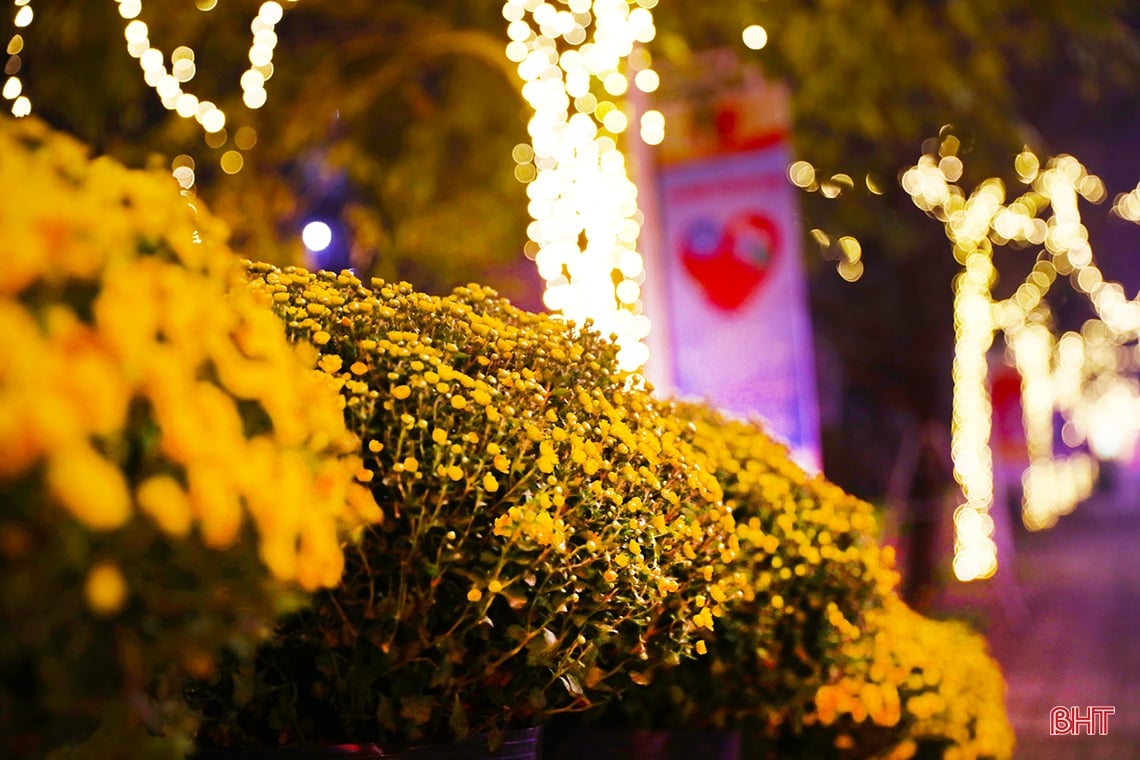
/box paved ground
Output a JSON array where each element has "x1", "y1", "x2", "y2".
[{"x1": 932, "y1": 482, "x2": 1140, "y2": 759}]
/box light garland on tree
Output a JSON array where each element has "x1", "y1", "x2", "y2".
[
  {"x1": 505, "y1": 0, "x2": 661, "y2": 372},
  {"x1": 117, "y1": 0, "x2": 289, "y2": 139},
  {"x1": 4, "y1": 0, "x2": 33, "y2": 117},
  {"x1": 1114, "y1": 182, "x2": 1140, "y2": 223},
  {"x1": 902, "y1": 141, "x2": 1140, "y2": 580},
  {"x1": 5, "y1": 0, "x2": 293, "y2": 178}
]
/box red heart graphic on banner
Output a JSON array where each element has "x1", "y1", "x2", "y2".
[{"x1": 681, "y1": 212, "x2": 781, "y2": 311}]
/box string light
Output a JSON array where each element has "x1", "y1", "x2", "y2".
[
  {"x1": 5, "y1": 1, "x2": 291, "y2": 168},
  {"x1": 5, "y1": 0, "x2": 33, "y2": 117},
  {"x1": 742, "y1": 24, "x2": 768, "y2": 51},
  {"x1": 171, "y1": 153, "x2": 195, "y2": 190},
  {"x1": 506, "y1": 0, "x2": 661, "y2": 372},
  {"x1": 902, "y1": 141, "x2": 1140, "y2": 580},
  {"x1": 116, "y1": 0, "x2": 291, "y2": 142},
  {"x1": 1006, "y1": 318, "x2": 1096, "y2": 531},
  {"x1": 1113, "y1": 182, "x2": 1140, "y2": 223},
  {"x1": 950, "y1": 235, "x2": 998, "y2": 582},
  {"x1": 788, "y1": 158, "x2": 868, "y2": 280}
]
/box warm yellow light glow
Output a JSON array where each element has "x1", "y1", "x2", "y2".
[
  {"x1": 198, "y1": 103, "x2": 225, "y2": 133},
  {"x1": 175, "y1": 92, "x2": 199, "y2": 117},
  {"x1": 5, "y1": 2, "x2": 32, "y2": 115},
  {"x1": 243, "y1": 87, "x2": 268, "y2": 109},
  {"x1": 633, "y1": 67, "x2": 659, "y2": 93},
  {"x1": 2, "y1": 76, "x2": 20, "y2": 100},
  {"x1": 939, "y1": 155, "x2": 963, "y2": 182},
  {"x1": 836, "y1": 259, "x2": 863, "y2": 282},
  {"x1": 788, "y1": 160, "x2": 815, "y2": 188},
  {"x1": 220, "y1": 149, "x2": 244, "y2": 174},
  {"x1": 172, "y1": 165, "x2": 195, "y2": 189},
  {"x1": 639, "y1": 109, "x2": 664, "y2": 145},
  {"x1": 204, "y1": 127, "x2": 227, "y2": 149},
  {"x1": 34, "y1": 0, "x2": 302, "y2": 148},
  {"x1": 742, "y1": 24, "x2": 768, "y2": 51},
  {"x1": 1014, "y1": 150, "x2": 1039, "y2": 184},
  {"x1": 118, "y1": 0, "x2": 142, "y2": 20},
  {"x1": 235, "y1": 126, "x2": 259, "y2": 150},
  {"x1": 1113, "y1": 182, "x2": 1140, "y2": 223},
  {"x1": 508, "y1": 0, "x2": 661, "y2": 372},
  {"x1": 905, "y1": 145, "x2": 1140, "y2": 577}
]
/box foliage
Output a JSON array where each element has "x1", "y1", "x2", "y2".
[
  {"x1": 0, "y1": 109, "x2": 1015, "y2": 759},
  {"x1": 14, "y1": 1, "x2": 1134, "y2": 513},
  {"x1": 188, "y1": 262, "x2": 1012, "y2": 759},
  {"x1": 603, "y1": 403, "x2": 899, "y2": 735},
  {"x1": 551, "y1": 403, "x2": 1012, "y2": 760},
  {"x1": 0, "y1": 116, "x2": 377, "y2": 759},
  {"x1": 192, "y1": 263, "x2": 736, "y2": 749},
  {"x1": 19, "y1": 0, "x2": 530, "y2": 291},
  {"x1": 795, "y1": 595, "x2": 1015, "y2": 760},
  {"x1": 17, "y1": 2, "x2": 1139, "y2": 498},
  {"x1": 653, "y1": 0, "x2": 1140, "y2": 200},
  {"x1": 18, "y1": 1, "x2": 1139, "y2": 279}
]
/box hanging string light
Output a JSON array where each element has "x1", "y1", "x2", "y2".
[
  {"x1": 787, "y1": 158, "x2": 868, "y2": 282},
  {"x1": 4, "y1": 0, "x2": 33, "y2": 117},
  {"x1": 117, "y1": 0, "x2": 291, "y2": 139},
  {"x1": 1006, "y1": 317, "x2": 1095, "y2": 531},
  {"x1": 902, "y1": 142, "x2": 1140, "y2": 580},
  {"x1": 505, "y1": 0, "x2": 661, "y2": 372},
  {"x1": 1112, "y1": 182, "x2": 1140, "y2": 223},
  {"x1": 6, "y1": 1, "x2": 291, "y2": 174}
]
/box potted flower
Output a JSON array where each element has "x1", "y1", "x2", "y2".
[
  {"x1": 0, "y1": 117, "x2": 378, "y2": 759},
  {"x1": 190, "y1": 265, "x2": 738, "y2": 756},
  {"x1": 797, "y1": 593, "x2": 1015, "y2": 760},
  {"x1": 547, "y1": 404, "x2": 899, "y2": 758}
]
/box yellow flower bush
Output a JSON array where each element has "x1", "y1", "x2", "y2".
[
  {"x1": 0, "y1": 117, "x2": 376, "y2": 758},
  {"x1": 0, "y1": 117, "x2": 1012, "y2": 760},
  {"x1": 804, "y1": 594, "x2": 1014, "y2": 760},
  {"x1": 194, "y1": 264, "x2": 736, "y2": 750},
  {"x1": 603, "y1": 403, "x2": 900, "y2": 736}
]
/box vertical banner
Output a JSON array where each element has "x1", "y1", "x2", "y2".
[{"x1": 651, "y1": 54, "x2": 821, "y2": 468}]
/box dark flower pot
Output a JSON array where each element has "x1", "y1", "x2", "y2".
[
  {"x1": 544, "y1": 728, "x2": 739, "y2": 760},
  {"x1": 194, "y1": 727, "x2": 542, "y2": 760}
]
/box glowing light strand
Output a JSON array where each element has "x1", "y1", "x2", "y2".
[
  {"x1": 1113, "y1": 182, "x2": 1140, "y2": 223},
  {"x1": 902, "y1": 145, "x2": 1136, "y2": 579},
  {"x1": 119, "y1": 0, "x2": 291, "y2": 139},
  {"x1": 5, "y1": 0, "x2": 291, "y2": 147},
  {"x1": 506, "y1": 0, "x2": 660, "y2": 372},
  {"x1": 1006, "y1": 317, "x2": 1096, "y2": 531},
  {"x1": 950, "y1": 238, "x2": 999, "y2": 581},
  {"x1": 5, "y1": 0, "x2": 33, "y2": 117},
  {"x1": 788, "y1": 159, "x2": 869, "y2": 281}
]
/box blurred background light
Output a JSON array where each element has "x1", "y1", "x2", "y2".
[
  {"x1": 742, "y1": 24, "x2": 768, "y2": 51},
  {"x1": 302, "y1": 220, "x2": 333, "y2": 252}
]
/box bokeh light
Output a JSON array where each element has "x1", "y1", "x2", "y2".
[
  {"x1": 742, "y1": 24, "x2": 768, "y2": 51},
  {"x1": 506, "y1": 0, "x2": 662, "y2": 372},
  {"x1": 902, "y1": 143, "x2": 1138, "y2": 579},
  {"x1": 302, "y1": 220, "x2": 333, "y2": 252}
]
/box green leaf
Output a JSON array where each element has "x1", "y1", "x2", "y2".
[
  {"x1": 232, "y1": 666, "x2": 254, "y2": 708},
  {"x1": 448, "y1": 694, "x2": 469, "y2": 737},
  {"x1": 399, "y1": 695, "x2": 434, "y2": 726},
  {"x1": 377, "y1": 696, "x2": 397, "y2": 732},
  {"x1": 560, "y1": 673, "x2": 583, "y2": 698},
  {"x1": 527, "y1": 689, "x2": 547, "y2": 711},
  {"x1": 629, "y1": 671, "x2": 653, "y2": 686}
]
